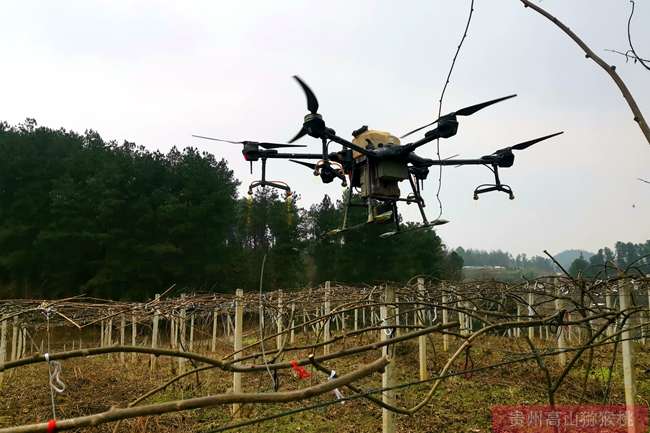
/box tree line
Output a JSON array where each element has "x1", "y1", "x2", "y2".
[
  {"x1": 0, "y1": 120, "x2": 462, "y2": 299},
  {"x1": 568, "y1": 241, "x2": 650, "y2": 278},
  {"x1": 454, "y1": 247, "x2": 556, "y2": 274}
]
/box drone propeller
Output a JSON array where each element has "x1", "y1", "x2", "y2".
[
  {"x1": 289, "y1": 76, "x2": 322, "y2": 143},
  {"x1": 294, "y1": 75, "x2": 319, "y2": 114},
  {"x1": 400, "y1": 94, "x2": 517, "y2": 139},
  {"x1": 192, "y1": 134, "x2": 306, "y2": 149},
  {"x1": 493, "y1": 131, "x2": 564, "y2": 154},
  {"x1": 289, "y1": 159, "x2": 317, "y2": 171}
]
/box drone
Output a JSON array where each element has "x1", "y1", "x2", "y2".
[{"x1": 194, "y1": 76, "x2": 563, "y2": 238}]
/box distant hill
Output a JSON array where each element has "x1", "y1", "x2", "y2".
[{"x1": 553, "y1": 249, "x2": 595, "y2": 269}]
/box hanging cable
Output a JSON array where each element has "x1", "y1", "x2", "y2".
[{"x1": 434, "y1": 0, "x2": 476, "y2": 219}]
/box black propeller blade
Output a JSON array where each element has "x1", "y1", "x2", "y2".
[
  {"x1": 192, "y1": 135, "x2": 306, "y2": 149},
  {"x1": 289, "y1": 129, "x2": 308, "y2": 144},
  {"x1": 494, "y1": 131, "x2": 563, "y2": 154},
  {"x1": 400, "y1": 94, "x2": 517, "y2": 139},
  {"x1": 289, "y1": 159, "x2": 317, "y2": 170},
  {"x1": 455, "y1": 94, "x2": 517, "y2": 116},
  {"x1": 293, "y1": 75, "x2": 319, "y2": 114},
  {"x1": 289, "y1": 76, "x2": 322, "y2": 143}
]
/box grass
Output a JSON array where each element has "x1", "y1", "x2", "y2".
[{"x1": 1, "y1": 333, "x2": 648, "y2": 433}]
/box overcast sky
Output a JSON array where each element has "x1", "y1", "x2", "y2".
[{"x1": 2, "y1": 0, "x2": 649, "y2": 257}]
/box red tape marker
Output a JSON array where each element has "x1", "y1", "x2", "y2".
[
  {"x1": 47, "y1": 419, "x2": 57, "y2": 433},
  {"x1": 290, "y1": 360, "x2": 311, "y2": 379}
]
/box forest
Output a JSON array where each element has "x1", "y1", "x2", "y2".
[
  {"x1": 454, "y1": 247, "x2": 556, "y2": 274},
  {"x1": 0, "y1": 120, "x2": 462, "y2": 299},
  {"x1": 456, "y1": 243, "x2": 650, "y2": 278},
  {"x1": 567, "y1": 241, "x2": 650, "y2": 277}
]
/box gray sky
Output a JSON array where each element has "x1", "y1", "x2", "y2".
[{"x1": 2, "y1": 0, "x2": 649, "y2": 257}]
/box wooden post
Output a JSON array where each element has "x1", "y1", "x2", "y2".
[
  {"x1": 442, "y1": 289, "x2": 449, "y2": 352},
  {"x1": 619, "y1": 280, "x2": 638, "y2": 433},
  {"x1": 632, "y1": 280, "x2": 643, "y2": 345},
  {"x1": 276, "y1": 290, "x2": 283, "y2": 350},
  {"x1": 107, "y1": 317, "x2": 113, "y2": 347},
  {"x1": 120, "y1": 314, "x2": 126, "y2": 364},
  {"x1": 22, "y1": 326, "x2": 27, "y2": 357},
  {"x1": 151, "y1": 294, "x2": 160, "y2": 370},
  {"x1": 170, "y1": 316, "x2": 176, "y2": 349},
  {"x1": 394, "y1": 295, "x2": 400, "y2": 337},
  {"x1": 226, "y1": 313, "x2": 233, "y2": 338},
  {"x1": 99, "y1": 319, "x2": 104, "y2": 348},
  {"x1": 324, "y1": 282, "x2": 331, "y2": 356},
  {"x1": 232, "y1": 289, "x2": 244, "y2": 417},
  {"x1": 555, "y1": 282, "x2": 567, "y2": 367},
  {"x1": 0, "y1": 318, "x2": 6, "y2": 385},
  {"x1": 211, "y1": 308, "x2": 218, "y2": 352},
  {"x1": 15, "y1": 326, "x2": 22, "y2": 361},
  {"x1": 260, "y1": 304, "x2": 266, "y2": 335},
  {"x1": 605, "y1": 289, "x2": 615, "y2": 337},
  {"x1": 381, "y1": 285, "x2": 396, "y2": 433},
  {"x1": 131, "y1": 313, "x2": 137, "y2": 363},
  {"x1": 290, "y1": 303, "x2": 296, "y2": 344},
  {"x1": 457, "y1": 296, "x2": 465, "y2": 337},
  {"x1": 354, "y1": 306, "x2": 359, "y2": 332},
  {"x1": 189, "y1": 312, "x2": 195, "y2": 352},
  {"x1": 302, "y1": 310, "x2": 308, "y2": 334},
  {"x1": 528, "y1": 291, "x2": 535, "y2": 340},
  {"x1": 516, "y1": 304, "x2": 521, "y2": 338},
  {"x1": 417, "y1": 278, "x2": 427, "y2": 380},
  {"x1": 179, "y1": 296, "x2": 187, "y2": 374},
  {"x1": 646, "y1": 286, "x2": 650, "y2": 345}
]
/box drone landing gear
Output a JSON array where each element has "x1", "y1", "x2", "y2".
[
  {"x1": 473, "y1": 184, "x2": 514, "y2": 200},
  {"x1": 247, "y1": 157, "x2": 292, "y2": 198},
  {"x1": 473, "y1": 164, "x2": 514, "y2": 200}
]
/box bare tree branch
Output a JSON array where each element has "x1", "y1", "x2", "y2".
[
  {"x1": 520, "y1": 0, "x2": 650, "y2": 146},
  {"x1": 0, "y1": 357, "x2": 389, "y2": 433}
]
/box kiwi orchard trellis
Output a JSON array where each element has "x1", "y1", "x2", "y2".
[{"x1": 0, "y1": 274, "x2": 649, "y2": 433}]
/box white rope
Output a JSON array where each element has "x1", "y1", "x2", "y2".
[
  {"x1": 45, "y1": 354, "x2": 66, "y2": 393},
  {"x1": 328, "y1": 370, "x2": 345, "y2": 403},
  {"x1": 42, "y1": 309, "x2": 65, "y2": 420}
]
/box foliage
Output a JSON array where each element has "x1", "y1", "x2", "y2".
[
  {"x1": 568, "y1": 254, "x2": 589, "y2": 277},
  {"x1": 0, "y1": 120, "x2": 240, "y2": 299},
  {"x1": 305, "y1": 192, "x2": 462, "y2": 284},
  {"x1": 454, "y1": 247, "x2": 556, "y2": 275},
  {"x1": 573, "y1": 241, "x2": 650, "y2": 278},
  {"x1": 0, "y1": 121, "x2": 463, "y2": 299}
]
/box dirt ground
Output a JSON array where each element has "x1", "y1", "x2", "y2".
[{"x1": 1, "y1": 333, "x2": 649, "y2": 433}]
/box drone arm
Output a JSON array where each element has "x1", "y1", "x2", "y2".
[
  {"x1": 400, "y1": 129, "x2": 445, "y2": 154},
  {"x1": 415, "y1": 157, "x2": 492, "y2": 167},
  {"x1": 265, "y1": 152, "x2": 325, "y2": 159},
  {"x1": 326, "y1": 133, "x2": 375, "y2": 157}
]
